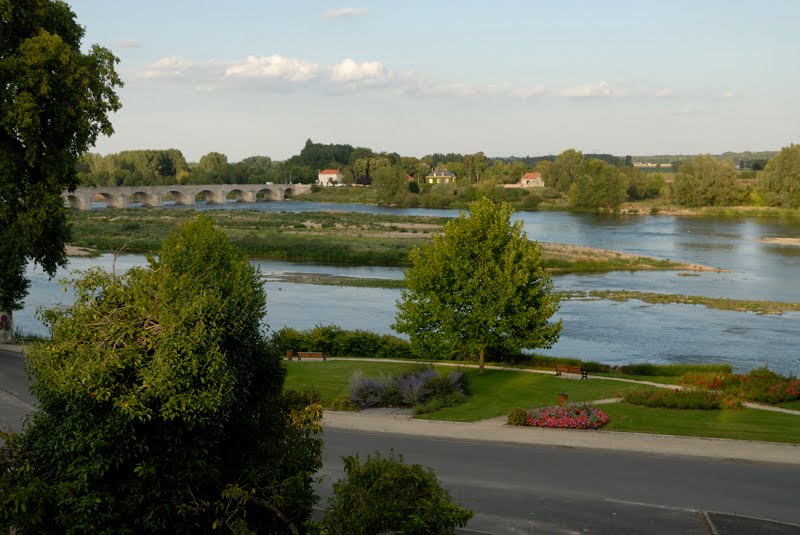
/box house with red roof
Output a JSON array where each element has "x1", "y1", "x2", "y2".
[
  {"x1": 317, "y1": 168, "x2": 345, "y2": 187},
  {"x1": 520, "y1": 172, "x2": 544, "y2": 187}
]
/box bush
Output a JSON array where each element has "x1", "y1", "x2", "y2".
[
  {"x1": 331, "y1": 394, "x2": 360, "y2": 411},
  {"x1": 618, "y1": 363, "x2": 732, "y2": 377},
  {"x1": 347, "y1": 367, "x2": 470, "y2": 412},
  {"x1": 322, "y1": 450, "x2": 473, "y2": 534},
  {"x1": 507, "y1": 407, "x2": 528, "y2": 426},
  {"x1": 526, "y1": 403, "x2": 609, "y2": 429},
  {"x1": 623, "y1": 387, "x2": 739, "y2": 410},
  {"x1": 271, "y1": 325, "x2": 414, "y2": 360},
  {"x1": 681, "y1": 367, "x2": 800, "y2": 404}
]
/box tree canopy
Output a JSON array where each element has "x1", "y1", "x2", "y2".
[
  {"x1": 672, "y1": 155, "x2": 742, "y2": 207},
  {"x1": 394, "y1": 197, "x2": 562, "y2": 373},
  {"x1": 757, "y1": 144, "x2": 800, "y2": 208},
  {"x1": 0, "y1": 0, "x2": 122, "y2": 314},
  {"x1": 0, "y1": 218, "x2": 323, "y2": 532}
]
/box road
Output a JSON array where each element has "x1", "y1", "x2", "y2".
[
  {"x1": 319, "y1": 428, "x2": 800, "y2": 534},
  {"x1": 3, "y1": 347, "x2": 799, "y2": 533}
]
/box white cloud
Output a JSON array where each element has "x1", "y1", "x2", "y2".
[
  {"x1": 225, "y1": 54, "x2": 319, "y2": 82},
  {"x1": 140, "y1": 56, "x2": 195, "y2": 79},
  {"x1": 115, "y1": 39, "x2": 142, "y2": 48},
  {"x1": 323, "y1": 7, "x2": 368, "y2": 19},
  {"x1": 330, "y1": 58, "x2": 385, "y2": 82},
  {"x1": 655, "y1": 87, "x2": 674, "y2": 97},
  {"x1": 559, "y1": 81, "x2": 614, "y2": 98},
  {"x1": 720, "y1": 89, "x2": 734, "y2": 99}
]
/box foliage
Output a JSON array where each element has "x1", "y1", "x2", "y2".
[
  {"x1": 680, "y1": 367, "x2": 800, "y2": 404},
  {"x1": 507, "y1": 407, "x2": 529, "y2": 426},
  {"x1": 331, "y1": 394, "x2": 360, "y2": 411},
  {"x1": 321, "y1": 450, "x2": 473, "y2": 534},
  {"x1": 272, "y1": 325, "x2": 413, "y2": 360},
  {"x1": 348, "y1": 367, "x2": 469, "y2": 410},
  {"x1": 526, "y1": 403, "x2": 610, "y2": 429},
  {"x1": 617, "y1": 362, "x2": 732, "y2": 377},
  {"x1": 672, "y1": 155, "x2": 743, "y2": 206},
  {"x1": 542, "y1": 149, "x2": 584, "y2": 192},
  {"x1": 0, "y1": 0, "x2": 122, "y2": 313},
  {"x1": 0, "y1": 217, "x2": 323, "y2": 533},
  {"x1": 568, "y1": 159, "x2": 629, "y2": 210},
  {"x1": 622, "y1": 388, "x2": 740, "y2": 410},
  {"x1": 394, "y1": 198, "x2": 562, "y2": 373},
  {"x1": 757, "y1": 144, "x2": 800, "y2": 208}
]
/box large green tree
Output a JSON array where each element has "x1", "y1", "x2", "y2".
[
  {"x1": 394, "y1": 197, "x2": 562, "y2": 373},
  {"x1": 0, "y1": 218, "x2": 323, "y2": 533},
  {"x1": 542, "y1": 149, "x2": 584, "y2": 192},
  {"x1": 757, "y1": 144, "x2": 800, "y2": 208},
  {"x1": 0, "y1": 0, "x2": 122, "y2": 320},
  {"x1": 672, "y1": 155, "x2": 742, "y2": 207},
  {"x1": 568, "y1": 159, "x2": 629, "y2": 210}
]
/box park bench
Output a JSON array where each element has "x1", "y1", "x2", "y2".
[
  {"x1": 296, "y1": 351, "x2": 326, "y2": 361},
  {"x1": 554, "y1": 364, "x2": 588, "y2": 379}
]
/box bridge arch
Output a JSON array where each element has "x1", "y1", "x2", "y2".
[
  {"x1": 130, "y1": 191, "x2": 160, "y2": 208},
  {"x1": 64, "y1": 194, "x2": 87, "y2": 210},
  {"x1": 255, "y1": 187, "x2": 281, "y2": 201},
  {"x1": 166, "y1": 189, "x2": 194, "y2": 206},
  {"x1": 195, "y1": 189, "x2": 224, "y2": 204},
  {"x1": 225, "y1": 188, "x2": 249, "y2": 203}
]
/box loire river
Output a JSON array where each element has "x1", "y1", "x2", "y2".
[{"x1": 16, "y1": 202, "x2": 800, "y2": 374}]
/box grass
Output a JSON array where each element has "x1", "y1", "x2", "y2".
[
  {"x1": 780, "y1": 400, "x2": 800, "y2": 410},
  {"x1": 285, "y1": 360, "x2": 800, "y2": 443},
  {"x1": 283, "y1": 360, "x2": 421, "y2": 402},
  {"x1": 602, "y1": 403, "x2": 800, "y2": 444}
]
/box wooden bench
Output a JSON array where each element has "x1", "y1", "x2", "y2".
[
  {"x1": 296, "y1": 351, "x2": 326, "y2": 361},
  {"x1": 554, "y1": 364, "x2": 588, "y2": 379}
]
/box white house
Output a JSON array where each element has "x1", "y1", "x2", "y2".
[{"x1": 317, "y1": 169, "x2": 344, "y2": 187}]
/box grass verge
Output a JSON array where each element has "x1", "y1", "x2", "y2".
[{"x1": 602, "y1": 403, "x2": 800, "y2": 444}]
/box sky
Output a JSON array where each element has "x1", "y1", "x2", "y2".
[{"x1": 67, "y1": 0, "x2": 800, "y2": 163}]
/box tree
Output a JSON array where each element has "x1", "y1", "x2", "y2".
[
  {"x1": 0, "y1": 0, "x2": 122, "y2": 320},
  {"x1": 322, "y1": 451, "x2": 473, "y2": 534},
  {"x1": 757, "y1": 144, "x2": 800, "y2": 208},
  {"x1": 568, "y1": 159, "x2": 628, "y2": 210},
  {"x1": 371, "y1": 165, "x2": 408, "y2": 202},
  {"x1": 394, "y1": 197, "x2": 561, "y2": 373},
  {"x1": 543, "y1": 149, "x2": 584, "y2": 192},
  {"x1": 673, "y1": 155, "x2": 741, "y2": 207},
  {"x1": 0, "y1": 218, "x2": 323, "y2": 532}
]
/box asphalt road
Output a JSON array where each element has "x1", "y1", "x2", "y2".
[
  {"x1": 320, "y1": 428, "x2": 800, "y2": 534},
  {"x1": 0, "y1": 348, "x2": 36, "y2": 433}
]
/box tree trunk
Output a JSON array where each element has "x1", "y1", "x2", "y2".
[{"x1": 479, "y1": 345, "x2": 485, "y2": 375}]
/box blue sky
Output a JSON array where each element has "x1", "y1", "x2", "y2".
[{"x1": 68, "y1": 0, "x2": 799, "y2": 162}]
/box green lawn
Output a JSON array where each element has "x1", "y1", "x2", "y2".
[
  {"x1": 284, "y1": 360, "x2": 420, "y2": 402},
  {"x1": 284, "y1": 360, "x2": 800, "y2": 443},
  {"x1": 602, "y1": 403, "x2": 800, "y2": 444},
  {"x1": 780, "y1": 400, "x2": 800, "y2": 411}
]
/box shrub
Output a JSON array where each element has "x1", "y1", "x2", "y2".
[
  {"x1": 623, "y1": 387, "x2": 739, "y2": 410},
  {"x1": 322, "y1": 451, "x2": 473, "y2": 534},
  {"x1": 331, "y1": 394, "x2": 360, "y2": 411},
  {"x1": 507, "y1": 407, "x2": 528, "y2": 426},
  {"x1": 619, "y1": 363, "x2": 732, "y2": 377},
  {"x1": 271, "y1": 325, "x2": 413, "y2": 360},
  {"x1": 681, "y1": 367, "x2": 800, "y2": 404},
  {"x1": 526, "y1": 403, "x2": 609, "y2": 429},
  {"x1": 349, "y1": 373, "x2": 388, "y2": 408},
  {"x1": 414, "y1": 392, "x2": 466, "y2": 415},
  {"x1": 397, "y1": 368, "x2": 436, "y2": 405}
]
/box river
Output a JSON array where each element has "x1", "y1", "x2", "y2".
[{"x1": 15, "y1": 202, "x2": 800, "y2": 374}]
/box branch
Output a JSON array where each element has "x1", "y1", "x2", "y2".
[{"x1": 246, "y1": 496, "x2": 301, "y2": 535}]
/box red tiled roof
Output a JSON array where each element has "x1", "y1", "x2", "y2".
[
  {"x1": 522, "y1": 172, "x2": 541, "y2": 180},
  {"x1": 319, "y1": 169, "x2": 340, "y2": 175}
]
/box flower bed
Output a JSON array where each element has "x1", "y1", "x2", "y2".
[
  {"x1": 681, "y1": 367, "x2": 800, "y2": 404},
  {"x1": 525, "y1": 403, "x2": 609, "y2": 430},
  {"x1": 623, "y1": 387, "x2": 740, "y2": 410}
]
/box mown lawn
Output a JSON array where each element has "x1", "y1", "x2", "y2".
[
  {"x1": 284, "y1": 360, "x2": 800, "y2": 443},
  {"x1": 602, "y1": 403, "x2": 800, "y2": 444}
]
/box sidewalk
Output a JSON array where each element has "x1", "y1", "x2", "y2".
[{"x1": 323, "y1": 408, "x2": 800, "y2": 466}]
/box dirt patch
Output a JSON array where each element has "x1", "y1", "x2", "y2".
[
  {"x1": 66, "y1": 245, "x2": 96, "y2": 256},
  {"x1": 761, "y1": 237, "x2": 800, "y2": 247}
]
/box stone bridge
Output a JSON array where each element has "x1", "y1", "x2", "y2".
[{"x1": 62, "y1": 183, "x2": 311, "y2": 210}]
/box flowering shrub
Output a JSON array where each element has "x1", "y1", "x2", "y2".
[
  {"x1": 349, "y1": 367, "x2": 470, "y2": 410},
  {"x1": 681, "y1": 368, "x2": 800, "y2": 404},
  {"x1": 623, "y1": 387, "x2": 740, "y2": 410},
  {"x1": 525, "y1": 403, "x2": 609, "y2": 430}
]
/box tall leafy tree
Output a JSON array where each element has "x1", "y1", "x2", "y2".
[
  {"x1": 0, "y1": 218, "x2": 323, "y2": 532},
  {"x1": 757, "y1": 144, "x2": 800, "y2": 208},
  {"x1": 673, "y1": 155, "x2": 741, "y2": 207},
  {"x1": 568, "y1": 159, "x2": 629, "y2": 210},
  {"x1": 394, "y1": 197, "x2": 561, "y2": 373},
  {"x1": 543, "y1": 149, "x2": 584, "y2": 192},
  {"x1": 0, "y1": 0, "x2": 122, "y2": 318}
]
